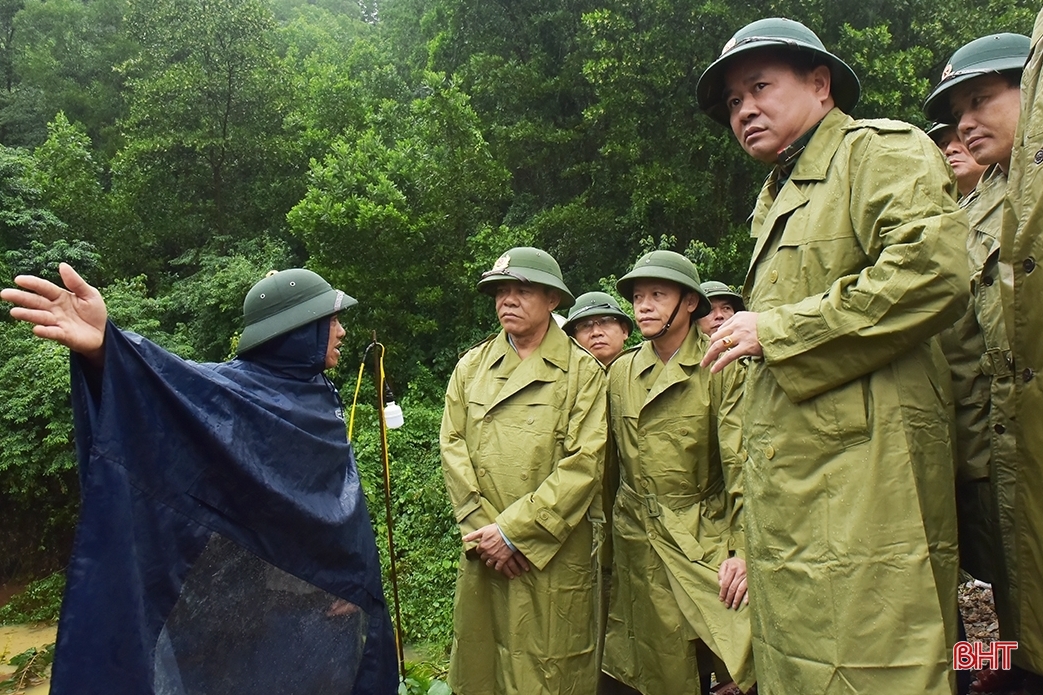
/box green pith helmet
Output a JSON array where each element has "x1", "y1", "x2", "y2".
[
  {"x1": 697, "y1": 17, "x2": 861, "y2": 127},
  {"x1": 616, "y1": 250, "x2": 711, "y2": 318},
  {"x1": 700, "y1": 280, "x2": 746, "y2": 312},
  {"x1": 563, "y1": 291, "x2": 634, "y2": 335},
  {"x1": 476, "y1": 247, "x2": 576, "y2": 309},
  {"x1": 923, "y1": 33, "x2": 1031, "y2": 123},
  {"x1": 237, "y1": 269, "x2": 357, "y2": 355},
  {"x1": 925, "y1": 122, "x2": 956, "y2": 144}
]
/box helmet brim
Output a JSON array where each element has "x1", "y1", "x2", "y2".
[
  {"x1": 923, "y1": 59, "x2": 1026, "y2": 124},
  {"x1": 698, "y1": 40, "x2": 861, "y2": 127},
  {"x1": 238, "y1": 288, "x2": 357, "y2": 355},
  {"x1": 616, "y1": 268, "x2": 711, "y2": 319},
  {"x1": 562, "y1": 304, "x2": 634, "y2": 335},
  {"x1": 477, "y1": 269, "x2": 576, "y2": 309},
  {"x1": 704, "y1": 290, "x2": 747, "y2": 312}
]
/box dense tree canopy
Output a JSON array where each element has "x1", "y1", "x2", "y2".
[{"x1": 0, "y1": 0, "x2": 1038, "y2": 651}]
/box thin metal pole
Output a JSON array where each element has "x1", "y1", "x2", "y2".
[{"x1": 374, "y1": 336, "x2": 406, "y2": 680}]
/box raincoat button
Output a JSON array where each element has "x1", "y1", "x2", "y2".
[
  {"x1": 538, "y1": 510, "x2": 549, "y2": 520},
  {"x1": 521, "y1": 472, "x2": 529, "y2": 480},
  {"x1": 769, "y1": 269, "x2": 779, "y2": 283},
  {"x1": 982, "y1": 275, "x2": 994, "y2": 287},
  {"x1": 1035, "y1": 148, "x2": 1043, "y2": 165},
  {"x1": 478, "y1": 468, "x2": 486, "y2": 477},
  {"x1": 765, "y1": 444, "x2": 775, "y2": 459},
  {"x1": 994, "y1": 423, "x2": 1006, "y2": 434},
  {"x1": 680, "y1": 480, "x2": 690, "y2": 489},
  {"x1": 648, "y1": 531, "x2": 658, "y2": 540},
  {"x1": 484, "y1": 415, "x2": 492, "y2": 422},
  {"x1": 1024, "y1": 257, "x2": 1036, "y2": 274},
  {"x1": 526, "y1": 417, "x2": 534, "y2": 424},
  {"x1": 641, "y1": 479, "x2": 649, "y2": 490},
  {"x1": 679, "y1": 427, "x2": 689, "y2": 436},
  {"x1": 1024, "y1": 368, "x2": 1035, "y2": 383}
]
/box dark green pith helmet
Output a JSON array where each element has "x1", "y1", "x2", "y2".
[
  {"x1": 563, "y1": 291, "x2": 634, "y2": 335},
  {"x1": 476, "y1": 247, "x2": 576, "y2": 309},
  {"x1": 923, "y1": 33, "x2": 1031, "y2": 124},
  {"x1": 237, "y1": 269, "x2": 357, "y2": 355},
  {"x1": 697, "y1": 17, "x2": 861, "y2": 127},
  {"x1": 616, "y1": 250, "x2": 711, "y2": 318},
  {"x1": 925, "y1": 122, "x2": 955, "y2": 144},
  {"x1": 700, "y1": 280, "x2": 746, "y2": 312}
]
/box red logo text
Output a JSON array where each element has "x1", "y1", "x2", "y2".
[{"x1": 953, "y1": 641, "x2": 1018, "y2": 671}]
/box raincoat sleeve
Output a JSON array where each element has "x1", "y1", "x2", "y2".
[
  {"x1": 496, "y1": 357, "x2": 607, "y2": 570},
  {"x1": 440, "y1": 359, "x2": 501, "y2": 554},
  {"x1": 757, "y1": 126, "x2": 970, "y2": 403},
  {"x1": 714, "y1": 361, "x2": 746, "y2": 558},
  {"x1": 938, "y1": 305, "x2": 992, "y2": 482}
]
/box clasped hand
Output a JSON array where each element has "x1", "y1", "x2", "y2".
[{"x1": 463, "y1": 524, "x2": 531, "y2": 579}]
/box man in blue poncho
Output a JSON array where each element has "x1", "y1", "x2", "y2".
[{"x1": 1, "y1": 263, "x2": 397, "y2": 695}]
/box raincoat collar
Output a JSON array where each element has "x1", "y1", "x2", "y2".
[
  {"x1": 748, "y1": 108, "x2": 851, "y2": 276},
  {"x1": 787, "y1": 108, "x2": 850, "y2": 183},
  {"x1": 633, "y1": 325, "x2": 707, "y2": 406},
  {"x1": 487, "y1": 320, "x2": 572, "y2": 409}
]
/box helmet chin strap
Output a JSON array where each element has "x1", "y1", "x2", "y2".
[{"x1": 649, "y1": 295, "x2": 685, "y2": 341}]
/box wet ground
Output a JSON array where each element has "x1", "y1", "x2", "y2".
[
  {"x1": 0, "y1": 579, "x2": 1010, "y2": 695},
  {"x1": 0, "y1": 623, "x2": 56, "y2": 694}
]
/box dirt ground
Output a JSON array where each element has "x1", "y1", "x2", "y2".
[{"x1": 960, "y1": 579, "x2": 1000, "y2": 643}]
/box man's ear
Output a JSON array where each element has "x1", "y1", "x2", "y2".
[
  {"x1": 810, "y1": 64, "x2": 832, "y2": 103},
  {"x1": 546, "y1": 288, "x2": 561, "y2": 312}
]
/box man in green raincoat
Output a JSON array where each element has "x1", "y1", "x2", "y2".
[
  {"x1": 923, "y1": 32, "x2": 1031, "y2": 694},
  {"x1": 927, "y1": 122, "x2": 989, "y2": 199},
  {"x1": 601, "y1": 251, "x2": 753, "y2": 695},
  {"x1": 999, "y1": 6, "x2": 1043, "y2": 691},
  {"x1": 440, "y1": 247, "x2": 607, "y2": 695},
  {"x1": 697, "y1": 281, "x2": 746, "y2": 338},
  {"x1": 696, "y1": 17, "x2": 969, "y2": 694},
  {"x1": 563, "y1": 291, "x2": 633, "y2": 366}
]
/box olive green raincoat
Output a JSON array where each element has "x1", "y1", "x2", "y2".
[
  {"x1": 742, "y1": 108, "x2": 968, "y2": 694},
  {"x1": 602, "y1": 326, "x2": 753, "y2": 694},
  {"x1": 938, "y1": 165, "x2": 1013, "y2": 592},
  {"x1": 440, "y1": 322, "x2": 607, "y2": 695},
  {"x1": 999, "y1": 6, "x2": 1043, "y2": 675}
]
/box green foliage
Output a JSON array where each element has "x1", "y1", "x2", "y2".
[
  {"x1": 0, "y1": 571, "x2": 64, "y2": 624},
  {"x1": 0, "y1": 145, "x2": 64, "y2": 252},
  {"x1": 289, "y1": 72, "x2": 511, "y2": 384},
  {"x1": 398, "y1": 660, "x2": 451, "y2": 695},
  {"x1": 346, "y1": 395, "x2": 457, "y2": 653},
  {"x1": 0, "y1": 642, "x2": 55, "y2": 692}
]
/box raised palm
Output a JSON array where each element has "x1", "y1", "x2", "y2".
[{"x1": 1, "y1": 263, "x2": 108, "y2": 360}]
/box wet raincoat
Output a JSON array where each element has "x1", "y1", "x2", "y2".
[
  {"x1": 938, "y1": 165, "x2": 1012, "y2": 593},
  {"x1": 999, "y1": 5, "x2": 1043, "y2": 675},
  {"x1": 742, "y1": 107, "x2": 968, "y2": 694},
  {"x1": 602, "y1": 326, "x2": 753, "y2": 694},
  {"x1": 440, "y1": 322, "x2": 607, "y2": 695}
]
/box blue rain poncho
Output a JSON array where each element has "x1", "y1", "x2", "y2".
[{"x1": 50, "y1": 319, "x2": 397, "y2": 695}]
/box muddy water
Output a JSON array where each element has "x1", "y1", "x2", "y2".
[{"x1": 0, "y1": 624, "x2": 56, "y2": 694}]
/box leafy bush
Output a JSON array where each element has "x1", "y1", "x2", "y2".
[
  {"x1": 347, "y1": 388, "x2": 458, "y2": 655},
  {"x1": 0, "y1": 571, "x2": 65, "y2": 625}
]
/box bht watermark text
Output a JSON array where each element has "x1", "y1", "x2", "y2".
[{"x1": 953, "y1": 641, "x2": 1019, "y2": 670}]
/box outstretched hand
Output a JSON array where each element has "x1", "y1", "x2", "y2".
[{"x1": 1, "y1": 263, "x2": 107, "y2": 363}]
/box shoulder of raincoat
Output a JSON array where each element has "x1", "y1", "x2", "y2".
[{"x1": 749, "y1": 108, "x2": 970, "y2": 404}]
